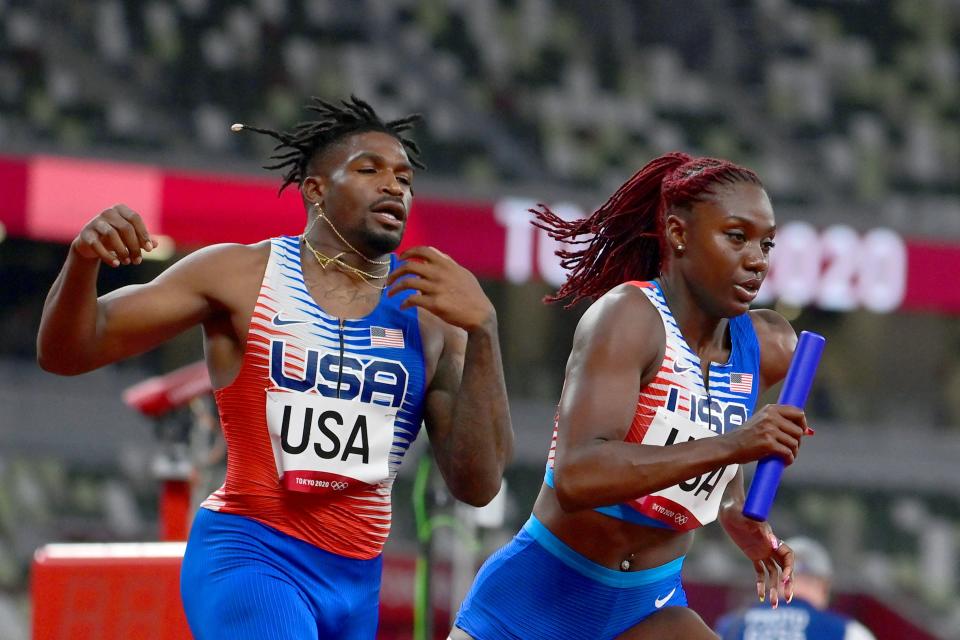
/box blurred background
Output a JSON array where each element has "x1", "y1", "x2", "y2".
[{"x1": 1, "y1": 0, "x2": 959, "y2": 638}]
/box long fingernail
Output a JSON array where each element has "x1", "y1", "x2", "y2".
[{"x1": 787, "y1": 592, "x2": 794, "y2": 604}]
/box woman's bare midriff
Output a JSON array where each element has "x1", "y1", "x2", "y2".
[{"x1": 531, "y1": 485, "x2": 695, "y2": 571}]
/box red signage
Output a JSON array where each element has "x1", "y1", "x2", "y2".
[{"x1": 1, "y1": 154, "x2": 958, "y2": 315}]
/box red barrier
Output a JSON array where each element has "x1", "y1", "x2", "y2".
[
  {"x1": 31, "y1": 544, "x2": 451, "y2": 640},
  {"x1": 32, "y1": 543, "x2": 191, "y2": 640},
  {"x1": 122, "y1": 362, "x2": 211, "y2": 419}
]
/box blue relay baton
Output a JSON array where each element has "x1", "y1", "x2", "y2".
[{"x1": 742, "y1": 331, "x2": 826, "y2": 521}]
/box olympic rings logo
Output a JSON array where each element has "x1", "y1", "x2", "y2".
[
  {"x1": 674, "y1": 514, "x2": 689, "y2": 525},
  {"x1": 330, "y1": 481, "x2": 349, "y2": 491}
]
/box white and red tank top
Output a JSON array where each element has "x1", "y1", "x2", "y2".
[
  {"x1": 202, "y1": 236, "x2": 427, "y2": 559},
  {"x1": 545, "y1": 280, "x2": 760, "y2": 530}
]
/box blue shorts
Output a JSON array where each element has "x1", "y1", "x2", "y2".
[
  {"x1": 454, "y1": 515, "x2": 687, "y2": 640},
  {"x1": 181, "y1": 508, "x2": 382, "y2": 640}
]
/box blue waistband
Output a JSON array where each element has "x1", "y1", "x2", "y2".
[{"x1": 522, "y1": 514, "x2": 684, "y2": 588}]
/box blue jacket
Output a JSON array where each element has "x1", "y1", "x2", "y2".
[{"x1": 715, "y1": 597, "x2": 876, "y2": 640}]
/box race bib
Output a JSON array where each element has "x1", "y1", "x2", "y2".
[
  {"x1": 266, "y1": 389, "x2": 396, "y2": 495},
  {"x1": 629, "y1": 407, "x2": 739, "y2": 531}
]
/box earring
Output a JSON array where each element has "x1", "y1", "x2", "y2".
[
  {"x1": 304, "y1": 202, "x2": 325, "y2": 236},
  {"x1": 676, "y1": 244, "x2": 685, "y2": 252}
]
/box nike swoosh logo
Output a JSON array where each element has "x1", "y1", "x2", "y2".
[
  {"x1": 673, "y1": 360, "x2": 696, "y2": 374},
  {"x1": 654, "y1": 587, "x2": 677, "y2": 609},
  {"x1": 271, "y1": 313, "x2": 311, "y2": 327}
]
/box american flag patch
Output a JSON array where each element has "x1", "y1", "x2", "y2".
[
  {"x1": 370, "y1": 326, "x2": 404, "y2": 348},
  {"x1": 729, "y1": 372, "x2": 754, "y2": 394}
]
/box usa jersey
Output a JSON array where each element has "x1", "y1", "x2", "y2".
[
  {"x1": 545, "y1": 280, "x2": 760, "y2": 530},
  {"x1": 202, "y1": 236, "x2": 427, "y2": 559}
]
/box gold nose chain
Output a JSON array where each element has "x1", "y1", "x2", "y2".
[{"x1": 301, "y1": 203, "x2": 391, "y2": 290}]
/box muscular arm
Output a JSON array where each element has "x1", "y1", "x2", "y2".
[
  {"x1": 38, "y1": 242, "x2": 254, "y2": 375},
  {"x1": 553, "y1": 284, "x2": 745, "y2": 511},
  {"x1": 387, "y1": 246, "x2": 513, "y2": 507},
  {"x1": 423, "y1": 316, "x2": 512, "y2": 507}
]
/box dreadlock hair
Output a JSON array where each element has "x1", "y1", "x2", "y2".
[
  {"x1": 232, "y1": 95, "x2": 424, "y2": 193},
  {"x1": 532, "y1": 152, "x2": 764, "y2": 307}
]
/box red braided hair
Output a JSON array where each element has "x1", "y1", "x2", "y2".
[{"x1": 533, "y1": 152, "x2": 763, "y2": 307}]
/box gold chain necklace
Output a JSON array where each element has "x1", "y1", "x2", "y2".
[
  {"x1": 308, "y1": 203, "x2": 390, "y2": 266},
  {"x1": 300, "y1": 203, "x2": 391, "y2": 289},
  {"x1": 302, "y1": 234, "x2": 390, "y2": 290}
]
